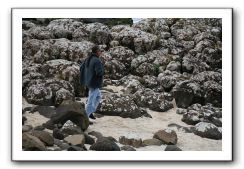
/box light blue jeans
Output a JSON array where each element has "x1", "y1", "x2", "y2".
[{"x1": 85, "y1": 88, "x2": 102, "y2": 117}]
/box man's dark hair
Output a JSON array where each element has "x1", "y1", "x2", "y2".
[{"x1": 92, "y1": 45, "x2": 100, "y2": 53}]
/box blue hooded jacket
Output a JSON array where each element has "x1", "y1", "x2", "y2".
[{"x1": 80, "y1": 53, "x2": 104, "y2": 89}]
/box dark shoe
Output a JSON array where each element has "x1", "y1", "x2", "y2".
[{"x1": 89, "y1": 113, "x2": 96, "y2": 120}]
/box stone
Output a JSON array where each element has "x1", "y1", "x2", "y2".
[
  {"x1": 176, "y1": 108, "x2": 187, "y2": 115},
  {"x1": 31, "y1": 130, "x2": 54, "y2": 146},
  {"x1": 97, "y1": 93, "x2": 150, "y2": 119},
  {"x1": 153, "y1": 129, "x2": 178, "y2": 145},
  {"x1": 133, "y1": 88, "x2": 173, "y2": 112},
  {"x1": 84, "y1": 133, "x2": 95, "y2": 145},
  {"x1": 90, "y1": 138, "x2": 120, "y2": 151},
  {"x1": 53, "y1": 128, "x2": 65, "y2": 140},
  {"x1": 119, "y1": 136, "x2": 142, "y2": 148},
  {"x1": 121, "y1": 145, "x2": 136, "y2": 151},
  {"x1": 194, "y1": 122, "x2": 222, "y2": 140},
  {"x1": 165, "y1": 145, "x2": 182, "y2": 151},
  {"x1": 181, "y1": 110, "x2": 201, "y2": 125},
  {"x1": 22, "y1": 125, "x2": 33, "y2": 133},
  {"x1": 22, "y1": 132, "x2": 46, "y2": 151},
  {"x1": 142, "y1": 138, "x2": 163, "y2": 146},
  {"x1": 67, "y1": 145, "x2": 86, "y2": 151},
  {"x1": 64, "y1": 134, "x2": 85, "y2": 146},
  {"x1": 22, "y1": 116, "x2": 27, "y2": 125},
  {"x1": 43, "y1": 100, "x2": 89, "y2": 131},
  {"x1": 173, "y1": 80, "x2": 204, "y2": 108},
  {"x1": 112, "y1": 26, "x2": 158, "y2": 54},
  {"x1": 30, "y1": 105, "x2": 56, "y2": 118}
]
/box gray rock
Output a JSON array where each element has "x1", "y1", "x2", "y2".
[
  {"x1": 142, "y1": 138, "x2": 163, "y2": 146},
  {"x1": 97, "y1": 93, "x2": 150, "y2": 119},
  {"x1": 47, "y1": 19, "x2": 83, "y2": 39},
  {"x1": 181, "y1": 110, "x2": 201, "y2": 125},
  {"x1": 112, "y1": 27, "x2": 158, "y2": 54},
  {"x1": 173, "y1": 80, "x2": 205, "y2": 108},
  {"x1": 67, "y1": 145, "x2": 86, "y2": 151},
  {"x1": 84, "y1": 133, "x2": 95, "y2": 145},
  {"x1": 165, "y1": 145, "x2": 182, "y2": 151},
  {"x1": 90, "y1": 138, "x2": 120, "y2": 151},
  {"x1": 194, "y1": 122, "x2": 222, "y2": 140},
  {"x1": 30, "y1": 105, "x2": 56, "y2": 118},
  {"x1": 176, "y1": 108, "x2": 187, "y2": 115},
  {"x1": 22, "y1": 132, "x2": 46, "y2": 151},
  {"x1": 133, "y1": 88, "x2": 173, "y2": 112},
  {"x1": 64, "y1": 134, "x2": 85, "y2": 146},
  {"x1": 121, "y1": 145, "x2": 136, "y2": 151},
  {"x1": 43, "y1": 100, "x2": 89, "y2": 131},
  {"x1": 53, "y1": 128, "x2": 65, "y2": 140},
  {"x1": 153, "y1": 129, "x2": 178, "y2": 145},
  {"x1": 22, "y1": 125, "x2": 33, "y2": 133},
  {"x1": 31, "y1": 130, "x2": 54, "y2": 146}
]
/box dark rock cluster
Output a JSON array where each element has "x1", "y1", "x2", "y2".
[{"x1": 22, "y1": 18, "x2": 222, "y2": 151}]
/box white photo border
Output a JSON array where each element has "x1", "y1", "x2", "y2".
[{"x1": 12, "y1": 8, "x2": 233, "y2": 161}]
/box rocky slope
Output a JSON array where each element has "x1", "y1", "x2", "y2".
[{"x1": 22, "y1": 18, "x2": 222, "y2": 151}]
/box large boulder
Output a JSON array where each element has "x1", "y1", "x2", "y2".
[
  {"x1": 97, "y1": 93, "x2": 151, "y2": 119},
  {"x1": 133, "y1": 18, "x2": 170, "y2": 37},
  {"x1": 111, "y1": 27, "x2": 159, "y2": 54},
  {"x1": 24, "y1": 79, "x2": 75, "y2": 106},
  {"x1": 194, "y1": 122, "x2": 222, "y2": 140},
  {"x1": 47, "y1": 19, "x2": 83, "y2": 39},
  {"x1": 173, "y1": 80, "x2": 205, "y2": 108},
  {"x1": 157, "y1": 70, "x2": 188, "y2": 92},
  {"x1": 43, "y1": 100, "x2": 89, "y2": 131},
  {"x1": 107, "y1": 46, "x2": 135, "y2": 68},
  {"x1": 133, "y1": 88, "x2": 173, "y2": 112},
  {"x1": 26, "y1": 26, "x2": 54, "y2": 40}
]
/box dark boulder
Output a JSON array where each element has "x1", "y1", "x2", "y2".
[
  {"x1": 194, "y1": 122, "x2": 222, "y2": 140},
  {"x1": 90, "y1": 138, "x2": 120, "y2": 151},
  {"x1": 43, "y1": 100, "x2": 89, "y2": 131}
]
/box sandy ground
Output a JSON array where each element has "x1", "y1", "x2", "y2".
[{"x1": 22, "y1": 85, "x2": 222, "y2": 151}]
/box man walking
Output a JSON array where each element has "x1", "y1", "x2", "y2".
[{"x1": 80, "y1": 45, "x2": 104, "y2": 120}]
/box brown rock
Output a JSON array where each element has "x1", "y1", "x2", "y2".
[
  {"x1": 153, "y1": 129, "x2": 177, "y2": 145},
  {"x1": 119, "y1": 136, "x2": 142, "y2": 148},
  {"x1": 22, "y1": 133, "x2": 46, "y2": 151}
]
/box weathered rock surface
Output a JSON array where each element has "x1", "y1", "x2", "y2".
[
  {"x1": 22, "y1": 132, "x2": 46, "y2": 151},
  {"x1": 194, "y1": 122, "x2": 222, "y2": 140},
  {"x1": 43, "y1": 100, "x2": 89, "y2": 131},
  {"x1": 153, "y1": 129, "x2": 178, "y2": 145}
]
